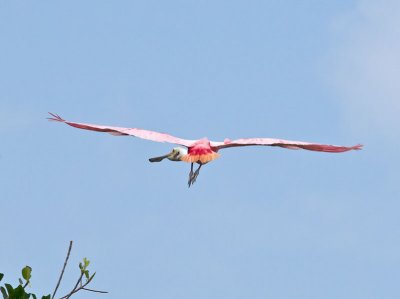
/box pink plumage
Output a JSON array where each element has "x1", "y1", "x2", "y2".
[
  {"x1": 48, "y1": 113, "x2": 363, "y2": 186},
  {"x1": 48, "y1": 113, "x2": 195, "y2": 146},
  {"x1": 210, "y1": 138, "x2": 362, "y2": 153}
]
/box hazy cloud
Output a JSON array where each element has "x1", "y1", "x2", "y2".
[{"x1": 327, "y1": 0, "x2": 400, "y2": 138}]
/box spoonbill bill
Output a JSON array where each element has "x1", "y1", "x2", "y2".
[{"x1": 48, "y1": 113, "x2": 362, "y2": 187}]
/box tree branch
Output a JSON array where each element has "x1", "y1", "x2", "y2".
[
  {"x1": 63, "y1": 272, "x2": 84, "y2": 299},
  {"x1": 23, "y1": 280, "x2": 29, "y2": 289},
  {"x1": 82, "y1": 287, "x2": 108, "y2": 294},
  {"x1": 59, "y1": 272, "x2": 107, "y2": 299},
  {"x1": 52, "y1": 241, "x2": 73, "y2": 299}
]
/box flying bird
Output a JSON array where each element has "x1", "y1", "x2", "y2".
[{"x1": 48, "y1": 113, "x2": 362, "y2": 187}]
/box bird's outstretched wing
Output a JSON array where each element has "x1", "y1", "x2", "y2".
[
  {"x1": 211, "y1": 137, "x2": 362, "y2": 153},
  {"x1": 48, "y1": 113, "x2": 195, "y2": 147}
]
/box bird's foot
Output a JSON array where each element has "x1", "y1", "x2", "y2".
[
  {"x1": 188, "y1": 163, "x2": 201, "y2": 188},
  {"x1": 188, "y1": 170, "x2": 194, "y2": 187},
  {"x1": 192, "y1": 169, "x2": 200, "y2": 184}
]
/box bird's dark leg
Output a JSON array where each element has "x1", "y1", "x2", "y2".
[
  {"x1": 188, "y1": 163, "x2": 194, "y2": 187},
  {"x1": 191, "y1": 163, "x2": 203, "y2": 185}
]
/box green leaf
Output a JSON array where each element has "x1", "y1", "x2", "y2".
[
  {"x1": 79, "y1": 258, "x2": 90, "y2": 272},
  {"x1": 1, "y1": 286, "x2": 8, "y2": 299},
  {"x1": 21, "y1": 267, "x2": 32, "y2": 282},
  {"x1": 31, "y1": 295, "x2": 36, "y2": 299},
  {"x1": 41, "y1": 295, "x2": 50, "y2": 299},
  {"x1": 13, "y1": 285, "x2": 25, "y2": 298},
  {"x1": 4, "y1": 284, "x2": 14, "y2": 297},
  {"x1": 83, "y1": 258, "x2": 90, "y2": 268},
  {"x1": 0, "y1": 274, "x2": 4, "y2": 282},
  {"x1": 84, "y1": 270, "x2": 89, "y2": 280}
]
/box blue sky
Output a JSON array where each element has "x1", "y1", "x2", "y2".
[{"x1": 1, "y1": 1, "x2": 399, "y2": 298}]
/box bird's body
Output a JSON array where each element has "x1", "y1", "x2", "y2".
[
  {"x1": 48, "y1": 113, "x2": 362, "y2": 187},
  {"x1": 182, "y1": 138, "x2": 220, "y2": 164}
]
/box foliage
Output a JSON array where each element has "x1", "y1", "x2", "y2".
[
  {"x1": 0, "y1": 266, "x2": 50, "y2": 299},
  {"x1": 1, "y1": 242, "x2": 106, "y2": 299}
]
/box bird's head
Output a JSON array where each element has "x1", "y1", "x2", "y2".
[
  {"x1": 149, "y1": 147, "x2": 188, "y2": 163},
  {"x1": 168, "y1": 147, "x2": 188, "y2": 161}
]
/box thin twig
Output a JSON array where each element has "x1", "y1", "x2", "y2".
[
  {"x1": 61, "y1": 272, "x2": 85, "y2": 299},
  {"x1": 82, "y1": 287, "x2": 108, "y2": 294},
  {"x1": 52, "y1": 241, "x2": 73, "y2": 299},
  {"x1": 23, "y1": 281, "x2": 29, "y2": 289},
  {"x1": 59, "y1": 273, "x2": 105, "y2": 299},
  {"x1": 64, "y1": 272, "x2": 84, "y2": 299}
]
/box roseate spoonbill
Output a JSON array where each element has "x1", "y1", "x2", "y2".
[{"x1": 48, "y1": 113, "x2": 362, "y2": 187}]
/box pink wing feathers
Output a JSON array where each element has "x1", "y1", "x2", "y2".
[
  {"x1": 48, "y1": 113, "x2": 195, "y2": 147},
  {"x1": 211, "y1": 137, "x2": 362, "y2": 153},
  {"x1": 48, "y1": 113, "x2": 362, "y2": 153}
]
